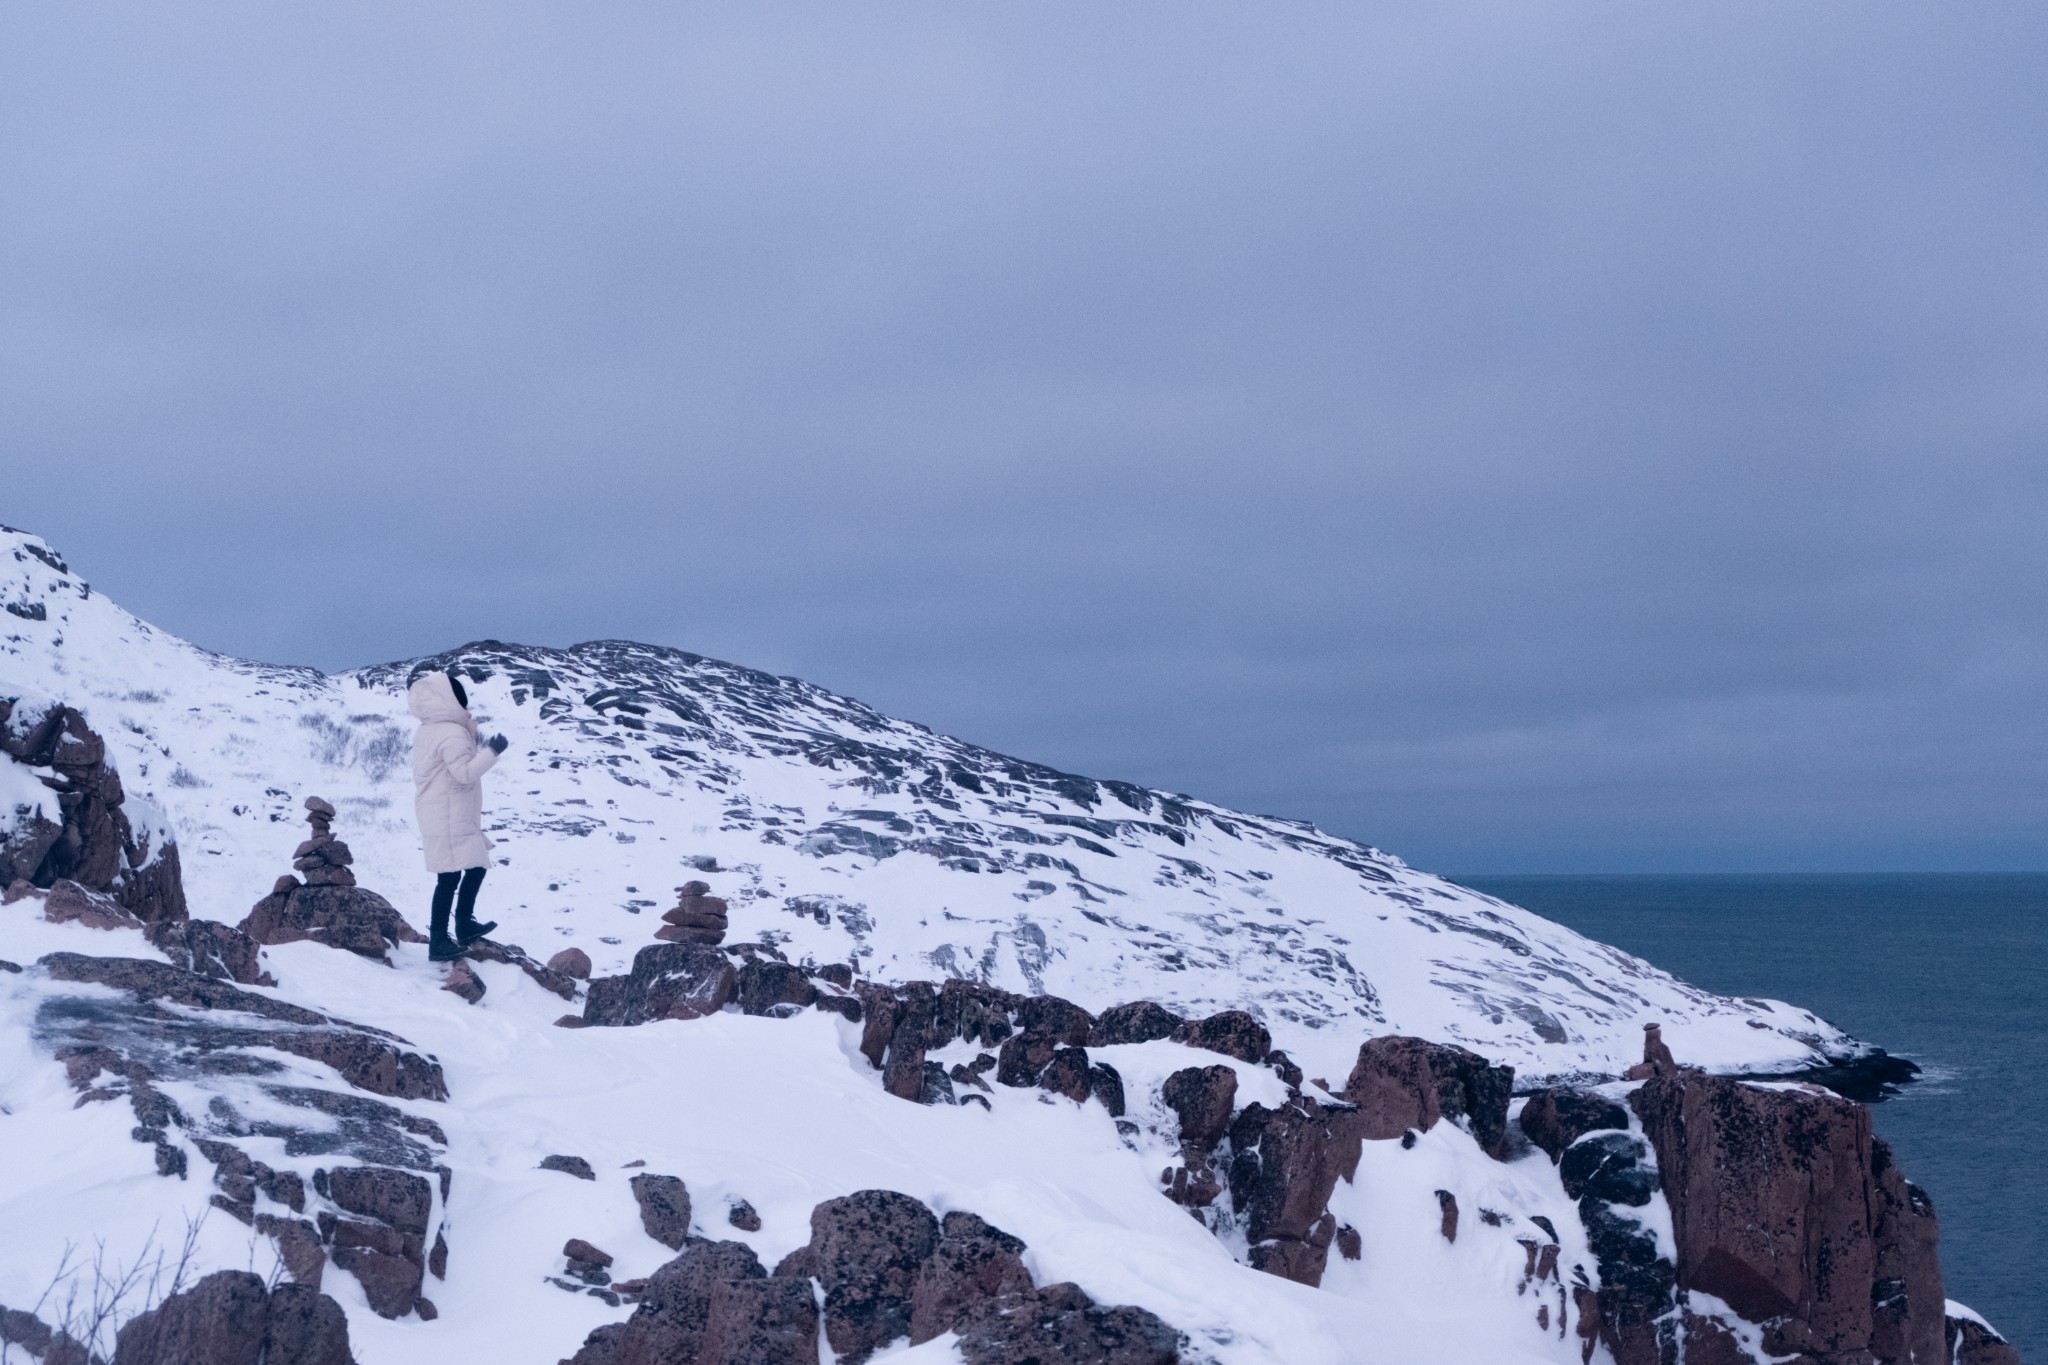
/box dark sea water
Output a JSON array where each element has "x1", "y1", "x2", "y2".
[{"x1": 1460, "y1": 874, "x2": 2044, "y2": 1360}]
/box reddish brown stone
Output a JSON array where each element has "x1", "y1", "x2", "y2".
[
  {"x1": 1342, "y1": 1035, "x2": 1515, "y2": 1159},
  {"x1": 547, "y1": 947, "x2": 593, "y2": 979},
  {"x1": 1161, "y1": 1065, "x2": 1237, "y2": 1151},
  {"x1": 909, "y1": 1212, "x2": 1034, "y2": 1345}
]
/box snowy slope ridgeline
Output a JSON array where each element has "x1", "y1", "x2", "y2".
[{"x1": 0, "y1": 523, "x2": 1867, "y2": 1088}]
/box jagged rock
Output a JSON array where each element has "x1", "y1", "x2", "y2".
[
  {"x1": 953, "y1": 1282, "x2": 1180, "y2": 1365},
  {"x1": 42, "y1": 878, "x2": 143, "y2": 930},
  {"x1": 1435, "y1": 1189, "x2": 1459, "y2": 1242},
  {"x1": 582, "y1": 943, "x2": 737, "y2": 1026},
  {"x1": 1342, "y1": 1035, "x2": 1515, "y2": 1160},
  {"x1": 935, "y1": 979, "x2": 1020, "y2": 1048},
  {"x1": 257, "y1": 1214, "x2": 328, "y2": 1288},
  {"x1": 0, "y1": 698, "x2": 188, "y2": 925},
  {"x1": 146, "y1": 917, "x2": 273, "y2": 985},
  {"x1": 110, "y1": 1270, "x2": 355, "y2": 1365},
  {"x1": 773, "y1": 1189, "x2": 940, "y2": 1364},
  {"x1": 1518, "y1": 1087, "x2": 1630, "y2": 1162},
  {"x1": 1265, "y1": 1049, "x2": 1304, "y2": 1087},
  {"x1": 1631, "y1": 1071, "x2": 1948, "y2": 1365},
  {"x1": 1227, "y1": 1097, "x2": 1363, "y2": 1287},
  {"x1": 330, "y1": 1239, "x2": 424, "y2": 1320},
  {"x1": 441, "y1": 960, "x2": 485, "y2": 1004},
  {"x1": 1946, "y1": 1313, "x2": 2022, "y2": 1365},
  {"x1": 1171, "y1": 1010, "x2": 1270, "y2": 1063},
  {"x1": 910, "y1": 1211, "x2": 1035, "y2": 1344},
  {"x1": 0, "y1": 1304, "x2": 64, "y2": 1362},
  {"x1": 1161, "y1": 1065, "x2": 1238, "y2": 1150},
  {"x1": 547, "y1": 947, "x2": 593, "y2": 979},
  {"x1": 738, "y1": 958, "x2": 817, "y2": 1017},
  {"x1": 324, "y1": 1164, "x2": 435, "y2": 1319},
  {"x1": 1088, "y1": 1000, "x2": 1185, "y2": 1046},
  {"x1": 632, "y1": 1173, "x2": 692, "y2": 1249},
  {"x1": 726, "y1": 1198, "x2": 761, "y2": 1232},
  {"x1": 541, "y1": 1154, "x2": 597, "y2": 1180},
  {"x1": 39, "y1": 953, "x2": 447, "y2": 1100},
  {"x1": 240, "y1": 883, "x2": 422, "y2": 961}
]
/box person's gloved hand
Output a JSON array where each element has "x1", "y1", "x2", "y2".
[{"x1": 487, "y1": 733, "x2": 509, "y2": 754}]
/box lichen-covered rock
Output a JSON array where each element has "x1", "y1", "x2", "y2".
[
  {"x1": 737, "y1": 958, "x2": 818, "y2": 1017},
  {"x1": 1342, "y1": 1035, "x2": 1514, "y2": 1159},
  {"x1": 608, "y1": 1240, "x2": 766, "y2": 1365},
  {"x1": 1171, "y1": 1010, "x2": 1270, "y2": 1064},
  {"x1": 1161, "y1": 1065, "x2": 1238, "y2": 1151},
  {"x1": 582, "y1": 943, "x2": 737, "y2": 1026},
  {"x1": 541, "y1": 1154, "x2": 597, "y2": 1181},
  {"x1": 954, "y1": 1282, "x2": 1180, "y2": 1365},
  {"x1": 773, "y1": 1189, "x2": 940, "y2": 1364},
  {"x1": 239, "y1": 883, "x2": 423, "y2": 961},
  {"x1": 910, "y1": 1212, "x2": 1035, "y2": 1345},
  {"x1": 697, "y1": 1276, "x2": 818, "y2": 1365},
  {"x1": 546, "y1": 946, "x2": 593, "y2": 979},
  {"x1": 632, "y1": 1173, "x2": 693, "y2": 1250},
  {"x1": 111, "y1": 1270, "x2": 355, "y2": 1365},
  {"x1": 1088, "y1": 1000, "x2": 1185, "y2": 1047}
]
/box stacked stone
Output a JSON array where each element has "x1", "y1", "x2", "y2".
[
  {"x1": 290, "y1": 797, "x2": 357, "y2": 888},
  {"x1": 654, "y1": 880, "x2": 728, "y2": 945}
]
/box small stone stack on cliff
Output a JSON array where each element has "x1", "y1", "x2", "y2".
[
  {"x1": 654, "y1": 880, "x2": 728, "y2": 945},
  {"x1": 240, "y1": 797, "x2": 423, "y2": 961}
]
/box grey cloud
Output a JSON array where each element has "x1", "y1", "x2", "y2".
[{"x1": 4, "y1": 2, "x2": 2044, "y2": 870}]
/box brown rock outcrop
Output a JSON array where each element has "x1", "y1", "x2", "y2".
[
  {"x1": 1161, "y1": 1065, "x2": 1238, "y2": 1151},
  {"x1": 1171, "y1": 1010, "x2": 1270, "y2": 1064},
  {"x1": 1089, "y1": 1000, "x2": 1185, "y2": 1046},
  {"x1": 547, "y1": 947, "x2": 593, "y2": 979},
  {"x1": 1518, "y1": 1087, "x2": 1631, "y2": 1162},
  {"x1": 583, "y1": 943, "x2": 737, "y2": 1025},
  {"x1": 954, "y1": 1283, "x2": 1181, "y2": 1365},
  {"x1": 1342, "y1": 1035, "x2": 1515, "y2": 1159},
  {"x1": 1226, "y1": 1096, "x2": 1362, "y2": 1286},
  {"x1": 774, "y1": 1189, "x2": 940, "y2": 1363},
  {"x1": 0, "y1": 697, "x2": 188, "y2": 925},
  {"x1": 146, "y1": 917, "x2": 274, "y2": 985},
  {"x1": 324, "y1": 1165, "x2": 437, "y2": 1319},
  {"x1": 631, "y1": 1173, "x2": 693, "y2": 1250},
  {"x1": 110, "y1": 1270, "x2": 355, "y2": 1365},
  {"x1": 910, "y1": 1212, "x2": 1035, "y2": 1345},
  {"x1": 1630, "y1": 1071, "x2": 1948, "y2": 1365}
]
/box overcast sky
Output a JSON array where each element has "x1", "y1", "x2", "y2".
[{"x1": 5, "y1": 3, "x2": 2044, "y2": 872}]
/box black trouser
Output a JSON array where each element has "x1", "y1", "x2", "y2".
[{"x1": 430, "y1": 866, "x2": 486, "y2": 940}]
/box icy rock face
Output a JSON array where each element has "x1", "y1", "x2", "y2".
[{"x1": 0, "y1": 523, "x2": 1878, "y2": 1085}]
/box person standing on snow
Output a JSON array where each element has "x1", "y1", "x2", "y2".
[{"x1": 408, "y1": 668, "x2": 509, "y2": 961}]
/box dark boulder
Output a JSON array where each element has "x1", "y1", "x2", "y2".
[
  {"x1": 773, "y1": 1189, "x2": 940, "y2": 1364},
  {"x1": 1946, "y1": 1313, "x2": 2022, "y2": 1365},
  {"x1": 1872, "y1": 1138, "x2": 1945, "y2": 1365},
  {"x1": 464, "y1": 938, "x2": 580, "y2": 999},
  {"x1": 910, "y1": 1212, "x2": 1034, "y2": 1344},
  {"x1": 632, "y1": 1174, "x2": 692, "y2": 1249},
  {"x1": 441, "y1": 960, "x2": 485, "y2": 1004},
  {"x1": 726, "y1": 1198, "x2": 761, "y2": 1233},
  {"x1": 1171, "y1": 1010, "x2": 1270, "y2": 1064},
  {"x1": 996, "y1": 1033, "x2": 1057, "y2": 1088},
  {"x1": 582, "y1": 943, "x2": 737, "y2": 1026},
  {"x1": 325, "y1": 1166, "x2": 435, "y2": 1319},
  {"x1": 1341, "y1": 1035, "x2": 1514, "y2": 1159},
  {"x1": 1038, "y1": 1046, "x2": 1094, "y2": 1103},
  {"x1": 1161, "y1": 1066, "x2": 1238, "y2": 1151},
  {"x1": 1012, "y1": 994, "x2": 1094, "y2": 1046},
  {"x1": 1519, "y1": 1087, "x2": 1630, "y2": 1162},
  {"x1": 1559, "y1": 1132, "x2": 1659, "y2": 1206},
  {"x1": 541, "y1": 1154, "x2": 597, "y2": 1181},
  {"x1": 1088, "y1": 1062, "x2": 1127, "y2": 1117},
  {"x1": 1088, "y1": 1000, "x2": 1185, "y2": 1047},
  {"x1": 738, "y1": 959, "x2": 818, "y2": 1017},
  {"x1": 954, "y1": 1282, "x2": 1180, "y2": 1365}
]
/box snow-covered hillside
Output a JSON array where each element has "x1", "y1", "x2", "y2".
[{"x1": 0, "y1": 523, "x2": 1864, "y2": 1088}]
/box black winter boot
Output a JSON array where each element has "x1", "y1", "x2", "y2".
[
  {"x1": 429, "y1": 933, "x2": 464, "y2": 962},
  {"x1": 428, "y1": 889, "x2": 462, "y2": 961},
  {"x1": 455, "y1": 913, "x2": 496, "y2": 946}
]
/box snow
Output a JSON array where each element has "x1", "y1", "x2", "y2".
[
  {"x1": 0, "y1": 524, "x2": 1889, "y2": 1363},
  {"x1": 0, "y1": 526, "x2": 1867, "y2": 1087}
]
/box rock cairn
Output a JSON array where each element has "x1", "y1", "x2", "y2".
[
  {"x1": 654, "y1": 880, "x2": 728, "y2": 945},
  {"x1": 292, "y1": 797, "x2": 357, "y2": 888}
]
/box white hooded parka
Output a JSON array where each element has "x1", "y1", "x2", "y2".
[{"x1": 408, "y1": 672, "x2": 500, "y2": 874}]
